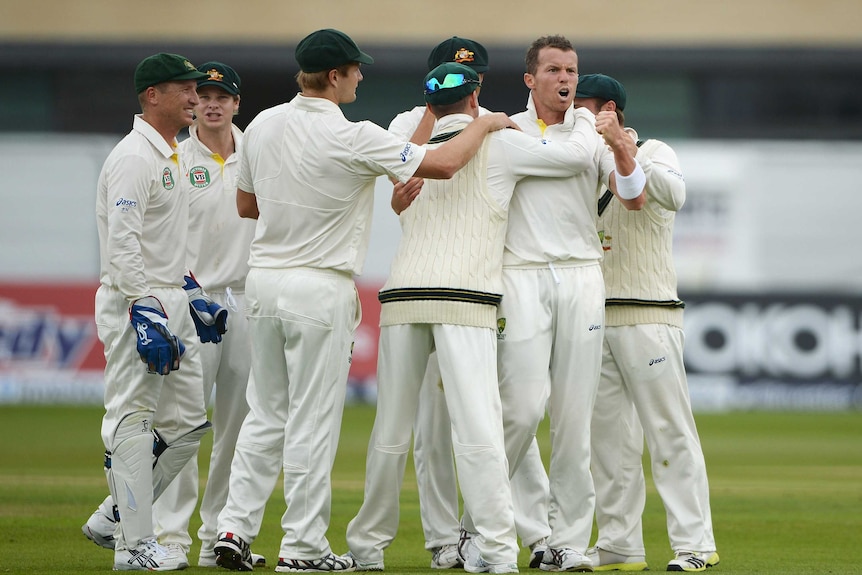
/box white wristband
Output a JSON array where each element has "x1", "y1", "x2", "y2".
[{"x1": 615, "y1": 159, "x2": 646, "y2": 200}]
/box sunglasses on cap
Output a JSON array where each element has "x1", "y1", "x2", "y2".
[{"x1": 424, "y1": 73, "x2": 482, "y2": 94}]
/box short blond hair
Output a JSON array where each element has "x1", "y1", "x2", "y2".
[{"x1": 295, "y1": 64, "x2": 353, "y2": 92}]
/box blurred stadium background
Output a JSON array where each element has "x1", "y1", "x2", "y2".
[{"x1": 2, "y1": 0, "x2": 861, "y2": 409}]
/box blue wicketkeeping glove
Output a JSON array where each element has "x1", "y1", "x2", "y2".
[
  {"x1": 129, "y1": 296, "x2": 185, "y2": 375},
  {"x1": 183, "y1": 274, "x2": 228, "y2": 343}
]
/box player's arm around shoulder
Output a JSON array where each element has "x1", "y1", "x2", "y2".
[
  {"x1": 415, "y1": 113, "x2": 516, "y2": 180},
  {"x1": 640, "y1": 139, "x2": 686, "y2": 213},
  {"x1": 494, "y1": 116, "x2": 594, "y2": 180},
  {"x1": 566, "y1": 107, "x2": 600, "y2": 169}
]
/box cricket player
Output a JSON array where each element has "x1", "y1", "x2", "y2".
[
  {"x1": 345, "y1": 62, "x2": 599, "y2": 574},
  {"x1": 84, "y1": 52, "x2": 223, "y2": 571},
  {"x1": 476, "y1": 36, "x2": 646, "y2": 573},
  {"x1": 573, "y1": 74, "x2": 719, "y2": 573},
  {"x1": 211, "y1": 29, "x2": 517, "y2": 573},
  {"x1": 387, "y1": 36, "x2": 553, "y2": 570},
  {"x1": 149, "y1": 61, "x2": 266, "y2": 569}
]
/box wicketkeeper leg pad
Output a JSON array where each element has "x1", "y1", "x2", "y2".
[
  {"x1": 152, "y1": 421, "x2": 213, "y2": 501},
  {"x1": 107, "y1": 411, "x2": 157, "y2": 551}
]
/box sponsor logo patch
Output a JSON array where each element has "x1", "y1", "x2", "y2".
[
  {"x1": 162, "y1": 167, "x2": 175, "y2": 190},
  {"x1": 189, "y1": 166, "x2": 211, "y2": 188},
  {"x1": 400, "y1": 143, "x2": 415, "y2": 163},
  {"x1": 115, "y1": 198, "x2": 137, "y2": 212}
]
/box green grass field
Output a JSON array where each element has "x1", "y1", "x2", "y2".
[{"x1": 0, "y1": 405, "x2": 860, "y2": 574}]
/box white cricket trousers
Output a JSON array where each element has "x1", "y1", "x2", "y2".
[
  {"x1": 154, "y1": 291, "x2": 252, "y2": 557},
  {"x1": 95, "y1": 284, "x2": 208, "y2": 551},
  {"x1": 346, "y1": 323, "x2": 518, "y2": 566},
  {"x1": 496, "y1": 263, "x2": 605, "y2": 552},
  {"x1": 413, "y1": 354, "x2": 551, "y2": 550},
  {"x1": 591, "y1": 323, "x2": 716, "y2": 555},
  {"x1": 217, "y1": 267, "x2": 358, "y2": 559}
]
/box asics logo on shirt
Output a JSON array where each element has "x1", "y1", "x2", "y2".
[
  {"x1": 400, "y1": 143, "x2": 416, "y2": 162},
  {"x1": 588, "y1": 323, "x2": 602, "y2": 331},
  {"x1": 116, "y1": 198, "x2": 138, "y2": 212},
  {"x1": 649, "y1": 356, "x2": 666, "y2": 366}
]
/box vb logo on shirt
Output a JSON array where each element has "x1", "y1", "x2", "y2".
[
  {"x1": 189, "y1": 166, "x2": 211, "y2": 188},
  {"x1": 162, "y1": 168, "x2": 175, "y2": 190}
]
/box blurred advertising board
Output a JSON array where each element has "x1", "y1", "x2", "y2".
[
  {"x1": 0, "y1": 283, "x2": 104, "y2": 403},
  {"x1": 683, "y1": 292, "x2": 862, "y2": 411},
  {"x1": 0, "y1": 281, "x2": 384, "y2": 404},
  {"x1": 2, "y1": 281, "x2": 861, "y2": 410}
]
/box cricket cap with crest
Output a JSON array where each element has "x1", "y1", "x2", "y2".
[{"x1": 134, "y1": 53, "x2": 208, "y2": 94}]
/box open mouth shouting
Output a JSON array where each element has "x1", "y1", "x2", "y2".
[{"x1": 556, "y1": 85, "x2": 574, "y2": 104}]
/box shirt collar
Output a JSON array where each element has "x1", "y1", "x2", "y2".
[
  {"x1": 133, "y1": 114, "x2": 177, "y2": 158},
  {"x1": 188, "y1": 123, "x2": 243, "y2": 157},
  {"x1": 433, "y1": 113, "x2": 474, "y2": 136},
  {"x1": 523, "y1": 93, "x2": 576, "y2": 132},
  {"x1": 291, "y1": 93, "x2": 346, "y2": 117}
]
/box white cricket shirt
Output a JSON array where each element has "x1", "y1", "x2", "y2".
[
  {"x1": 181, "y1": 123, "x2": 255, "y2": 292},
  {"x1": 96, "y1": 115, "x2": 189, "y2": 301},
  {"x1": 504, "y1": 95, "x2": 609, "y2": 267},
  {"x1": 238, "y1": 94, "x2": 426, "y2": 275}
]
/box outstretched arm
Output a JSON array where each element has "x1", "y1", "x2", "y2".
[{"x1": 413, "y1": 113, "x2": 518, "y2": 180}]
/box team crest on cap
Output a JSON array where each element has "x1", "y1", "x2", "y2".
[
  {"x1": 453, "y1": 48, "x2": 475, "y2": 64},
  {"x1": 183, "y1": 59, "x2": 196, "y2": 71},
  {"x1": 205, "y1": 68, "x2": 224, "y2": 82},
  {"x1": 162, "y1": 167, "x2": 175, "y2": 190},
  {"x1": 189, "y1": 166, "x2": 211, "y2": 188}
]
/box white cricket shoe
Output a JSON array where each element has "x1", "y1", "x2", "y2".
[
  {"x1": 343, "y1": 551, "x2": 383, "y2": 571},
  {"x1": 164, "y1": 543, "x2": 189, "y2": 567},
  {"x1": 431, "y1": 543, "x2": 462, "y2": 569},
  {"x1": 539, "y1": 547, "x2": 593, "y2": 572},
  {"x1": 82, "y1": 502, "x2": 117, "y2": 550},
  {"x1": 461, "y1": 535, "x2": 518, "y2": 573},
  {"x1": 586, "y1": 547, "x2": 648, "y2": 571},
  {"x1": 214, "y1": 531, "x2": 254, "y2": 571},
  {"x1": 457, "y1": 528, "x2": 477, "y2": 564},
  {"x1": 666, "y1": 551, "x2": 720, "y2": 572},
  {"x1": 276, "y1": 552, "x2": 357, "y2": 572},
  {"x1": 199, "y1": 549, "x2": 266, "y2": 568},
  {"x1": 463, "y1": 553, "x2": 519, "y2": 574},
  {"x1": 529, "y1": 537, "x2": 549, "y2": 569},
  {"x1": 113, "y1": 538, "x2": 189, "y2": 571}
]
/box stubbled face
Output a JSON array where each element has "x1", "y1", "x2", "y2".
[
  {"x1": 157, "y1": 80, "x2": 200, "y2": 127},
  {"x1": 336, "y1": 63, "x2": 363, "y2": 104},
  {"x1": 195, "y1": 85, "x2": 239, "y2": 131},
  {"x1": 525, "y1": 47, "x2": 578, "y2": 123}
]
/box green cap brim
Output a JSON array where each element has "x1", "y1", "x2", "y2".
[{"x1": 176, "y1": 70, "x2": 210, "y2": 82}]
